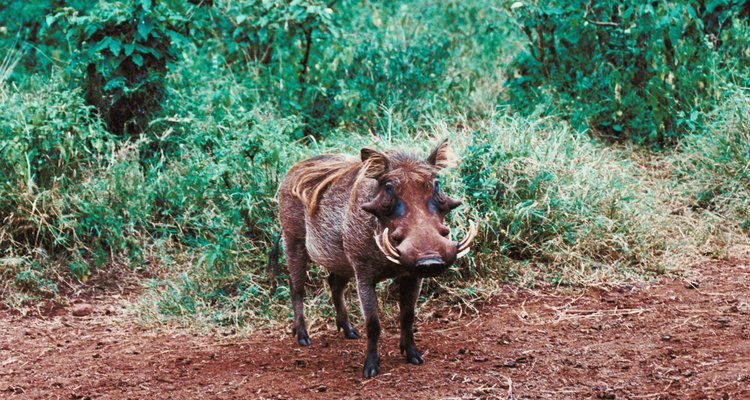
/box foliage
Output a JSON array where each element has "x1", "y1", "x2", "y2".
[
  {"x1": 0, "y1": 0, "x2": 748, "y2": 329},
  {"x1": 506, "y1": 0, "x2": 750, "y2": 147},
  {"x1": 48, "y1": 0, "x2": 194, "y2": 135},
  {"x1": 456, "y1": 116, "x2": 671, "y2": 283},
  {"x1": 0, "y1": 75, "x2": 112, "y2": 301},
  {"x1": 0, "y1": 1, "x2": 84, "y2": 76},
  {"x1": 672, "y1": 89, "x2": 750, "y2": 232}
]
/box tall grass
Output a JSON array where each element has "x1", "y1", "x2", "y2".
[
  {"x1": 670, "y1": 89, "x2": 750, "y2": 250},
  {"x1": 0, "y1": 74, "x2": 113, "y2": 306}
]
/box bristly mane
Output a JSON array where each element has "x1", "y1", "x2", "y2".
[
  {"x1": 290, "y1": 155, "x2": 361, "y2": 215},
  {"x1": 379, "y1": 152, "x2": 439, "y2": 187},
  {"x1": 290, "y1": 150, "x2": 438, "y2": 216}
]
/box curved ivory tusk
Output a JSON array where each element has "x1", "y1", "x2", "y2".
[
  {"x1": 373, "y1": 228, "x2": 401, "y2": 264},
  {"x1": 456, "y1": 220, "x2": 478, "y2": 254},
  {"x1": 382, "y1": 228, "x2": 399, "y2": 257},
  {"x1": 456, "y1": 247, "x2": 471, "y2": 259}
]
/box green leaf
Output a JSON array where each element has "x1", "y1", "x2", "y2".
[
  {"x1": 137, "y1": 19, "x2": 153, "y2": 40},
  {"x1": 124, "y1": 43, "x2": 135, "y2": 56},
  {"x1": 132, "y1": 53, "x2": 144, "y2": 67},
  {"x1": 138, "y1": 0, "x2": 152, "y2": 12},
  {"x1": 91, "y1": 37, "x2": 112, "y2": 53},
  {"x1": 109, "y1": 38, "x2": 122, "y2": 56},
  {"x1": 103, "y1": 77, "x2": 127, "y2": 91},
  {"x1": 166, "y1": 30, "x2": 189, "y2": 46}
]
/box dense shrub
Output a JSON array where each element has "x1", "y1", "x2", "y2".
[
  {"x1": 0, "y1": 1, "x2": 87, "y2": 76},
  {"x1": 457, "y1": 116, "x2": 672, "y2": 282},
  {"x1": 673, "y1": 89, "x2": 750, "y2": 232},
  {"x1": 0, "y1": 75, "x2": 112, "y2": 299},
  {"x1": 49, "y1": 0, "x2": 194, "y2": 135},
  {"x1": 1, "y1": 0, "x2": 748, "y2": 327},
  {"x1": 506, "y1": 0, "x2": 750, "y2": 147}
]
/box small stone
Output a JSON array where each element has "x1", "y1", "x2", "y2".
[
  {"x1": 685, "y1": 281, "x2": 700, "y2": 289},
  {"x1": 71, "y1": 304, "x2": 93, "y2": 317},
  {"x1": 316, "y1": 385, "x2": 327, "y2": 392},
  {"x1": 661, "y1": 334, "x2": 672, "y2": 341},
  {"x1": 175, "y1": 357, "x2": 192, "y2": 365},
  {"x1": 458, "y1": 348, "x2": 467, "y2": 355},
  {"x1": 497, "y1": 333, "x2": 512, "y2": 345}
]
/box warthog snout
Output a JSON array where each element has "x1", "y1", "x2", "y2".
[{"x1": 374, "y1": 219, "x2": 477, "y2": 277}]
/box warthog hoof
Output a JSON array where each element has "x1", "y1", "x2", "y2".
[
  {"x1": 400, "y1": 343, "x2": 424, "y2": 365},
  {"x1": 337, "y1": 320, "x2": 360, "y2": 339},
  {"x1": 297, "y1": 334, "x2": 311, "y2": 346},
  {"x1": 293, "y1": 326, "x2": 311, "y2": 346},
  {"x1": 363, "y1": 355, "x2": 380, "y2": 378}
]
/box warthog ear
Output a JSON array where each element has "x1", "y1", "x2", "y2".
[
  {"x1": 361, "y1": 148, "x2": 389, "y2": 178},
  {"x1": 427, "y1": 138, "x2": 450, "y2": 170}
]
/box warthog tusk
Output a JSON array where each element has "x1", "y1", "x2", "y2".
[
  {"x1": 373, "y1": 228, "x2": 401, "y2": 264},
  {"x1": 382, "y1": 228, "x2": 399, "y2": 256},
  {"x1": 456, "y1": 247, "x2": 471, "y2": 259},
  {"x1": 456, "y1": 220, "x2": 477, "y2": 259}
]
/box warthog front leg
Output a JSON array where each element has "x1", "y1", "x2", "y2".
[
  {"x1": 399, "y1": 276, "x2": 424, "y2": 365},
  {"x1": 327, "y1": 273, "x2": 360, "y2": 339},
  {"x1": 356, "y1": 275, "x2": 380, "y2": 378}
]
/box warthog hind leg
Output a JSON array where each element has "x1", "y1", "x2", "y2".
[
  {"x1": 286, "y1": 238, "x2": 311, "y2": 346},
  {"x1": 328, "y1": 273, "x2": 360, "y2": 339}
]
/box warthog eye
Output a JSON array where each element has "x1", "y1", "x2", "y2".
[
  {"x1": 432, "y1": 180, "x2": 461, "y2": 213},
  {"x1": 381, "y1": 183, "x2": 402, "y2": 216},
  {"x1": 363, "y1": 181, "x2": 402, "y2": 218}
]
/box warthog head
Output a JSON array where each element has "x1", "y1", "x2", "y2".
[{"x1": 361, "y1": 140, "x2": 477, "y2": 277}]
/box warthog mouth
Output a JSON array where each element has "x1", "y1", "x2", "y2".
[
  {"x1": 373, "y1": 221, "x2": 478, "y2": 267},
  {"x1": 413, "y1": 257, "x2": 450, "y2": 278}
]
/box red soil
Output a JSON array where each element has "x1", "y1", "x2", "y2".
[{"x1": 2, "y1": 259, "x2": 749, "y2": 399}]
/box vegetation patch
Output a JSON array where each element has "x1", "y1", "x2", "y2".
[{"x1": 0, "y1": 0, "x2": 748, "y2": 329}]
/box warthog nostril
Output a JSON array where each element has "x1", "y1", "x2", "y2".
[{"x1": 415, "y1": 257, "x2": 445, "y2": 268}]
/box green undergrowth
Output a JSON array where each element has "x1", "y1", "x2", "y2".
[
  {"x1": 135, "y1": 110, "x2": 747, "y2": 332},
  {"x1": 670, "y1": 89, "x2": 750, "y2": 247},
  {"x1": 1, "y1": 0, "x2": 749, "y2": 334}
]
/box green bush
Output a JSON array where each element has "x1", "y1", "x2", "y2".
[
  {"x1": 457, "y1": 116, "x2": 671, "y2": 282},
  {"x1": 0, "y1": 75, "x2": 112, "y2": 301},
  {"x1": 506, "y1": 0, "x2": 750, "y2": 147},
  {"x1": 673, "y1": 89, "x2": 750, "y2": 232},
  {"x1": 0, "y1": 75, "x2": 112, "y2": 251},
  {"x1": 50, "y1": 0, "x2": 194, "y2": 135},
  {"x1": 0, "y1": 1, "x2": 87, "y2": 76},
  {"x1": 1, "y1": 0, "x2": 748, "y2": 328}
]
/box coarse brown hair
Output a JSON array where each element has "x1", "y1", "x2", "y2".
[{"x1": 288, "y1": 149, "x2": 442, "y2": 216}]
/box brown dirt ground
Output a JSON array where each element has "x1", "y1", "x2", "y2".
[{"x1": 1, "y1": 259, "x2": 749, "y2": 400}]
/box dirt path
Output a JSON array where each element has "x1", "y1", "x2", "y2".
[{"x1": 1, "y1": 259, "x2": 749, "y2": 399}]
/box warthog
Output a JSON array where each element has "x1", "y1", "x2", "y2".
[{"x1": 278, "y1": 139, "x2": 476, "y2": 378}]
